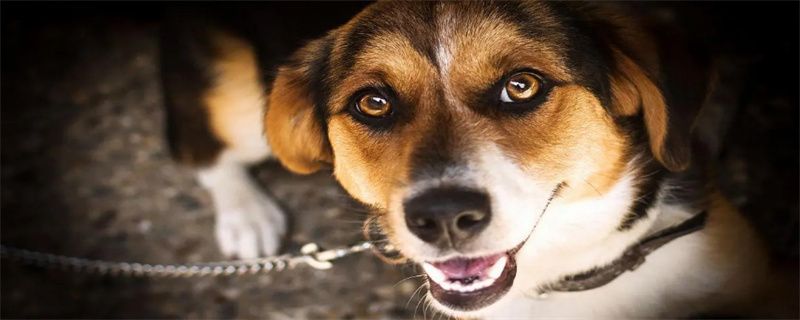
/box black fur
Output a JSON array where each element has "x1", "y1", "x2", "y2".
[
  {"x1": 340, "y1": 2, "x2": 439, "y2": 76},
  {"x1": 615, "y1": 113, "x2": 665, "y2": 231},
  {"x1": 538, "y1": 2, "x2": 616, "y2": 110},
  {"x1": 160, "y1": 17, "x2": 225, "y2": 167}
]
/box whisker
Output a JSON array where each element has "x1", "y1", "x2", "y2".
[
  {"x1": 407, "y1": 282, "x2": 426, "y2": 309},
  {"x1": 423, "y1": 298, "x2": 432, "y2": 320},
  {"x1": 583, "y1": 178, "x2": 602, "y2": 196},
  {"x1": 332, "y1": 219, "x2": 369, "y2": 225},
  {"x1": 394, "y1": 274, "x2": 425, "y2": 289},
  {"x1": 528, "y1": 182, "x2": 564, "y2": 240},
  {"x1": 413, "y1": 284, "x2": 429, "y2": 319}
]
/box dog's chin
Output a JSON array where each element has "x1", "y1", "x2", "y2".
[{"x1": 419, "y1": 242, "x2": 525, "y2": 313}]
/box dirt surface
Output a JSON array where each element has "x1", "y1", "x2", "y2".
[{"x1": 1, "y1": 4, "x2": 797, "y2": 319}]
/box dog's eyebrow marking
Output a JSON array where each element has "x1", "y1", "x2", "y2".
[{"x1": 338, "y1": 2, "x2": 440, "y2": 76}]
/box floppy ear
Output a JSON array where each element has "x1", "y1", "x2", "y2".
[
  {"x1": 264, "y1": 38, "x2": 333, "y2": 174},
  {"x1": 609, "y1": 47, "x2": 675, "y2": 169},
  {"x1": 608, "y1": 27, "x2": 710, "y2": 172}
]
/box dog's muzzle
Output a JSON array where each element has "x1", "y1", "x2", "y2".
[{"x1": 402, "y1": 187, "x2": 522, "y2": 311}]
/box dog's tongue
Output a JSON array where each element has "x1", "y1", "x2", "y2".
[{"x1": 431, "y1": 253, "x2": 504, "y2": 279}]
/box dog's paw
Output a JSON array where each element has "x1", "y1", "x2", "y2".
[{"x1": 213, "y1": 191, "x2": 287, "y2": 259}]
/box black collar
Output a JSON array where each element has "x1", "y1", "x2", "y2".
[{"x1": 538, "y1": 211, "x2": 709, "y2": 295}]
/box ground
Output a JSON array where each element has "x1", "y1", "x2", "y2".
[
  {"x1": 1, "y1": 4, "x2": 797, "y2": 319},
  {"x1": 0, "y1": 18, "x2": 425, "y2": 319}
]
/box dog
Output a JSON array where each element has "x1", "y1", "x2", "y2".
[{"x1": 160, "y1": 2, "x2": 794, "y2": 317}]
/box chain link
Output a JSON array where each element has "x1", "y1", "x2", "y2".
[{"x1": 0, "y1": 242, "x2": 379, "y2": 278}]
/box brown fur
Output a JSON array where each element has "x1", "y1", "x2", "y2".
[
  {"x1": 608, "y1": 48, "x2": 678, "y2": 171},
  {"x1": 265, "y1": 39, "x2": 332, "y2": 174},
  {"x1": 264, "y1": 2, "x2": 645, "y2": 209},
  {"x1": 601, "y1": 6, "x2": 706, "y2": 172},
  {"x1": 263, "y1": 1, "x2": 707, "y2": 226},
  {"x1": 204, "y1": 31, "x2": 266, "y2": 153},
  {"x1": 309, "y1": 3, "x2": 631, "y2": 207}
]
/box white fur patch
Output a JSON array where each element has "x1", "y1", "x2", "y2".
[{"x1": 198, "y1": 152, "x2": 286, "y2": 258}]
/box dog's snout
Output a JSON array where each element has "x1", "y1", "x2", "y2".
[{"x1": 404, "y1": 188, "x2": 491, "y2": 247}]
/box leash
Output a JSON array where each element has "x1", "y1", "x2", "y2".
[
  {"x1": 3, "y1": 211, "x2": 709, "y2": 291},
  {"x1": 0, "y1": 241, "x2": 391, "y2": 277}
]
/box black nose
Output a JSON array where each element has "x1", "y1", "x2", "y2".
[{"x1": 403, "y1": 187, "x2": 491, "y2": 248}]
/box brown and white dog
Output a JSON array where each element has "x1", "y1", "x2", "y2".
[{"x1": 160, "y1": 2, "x2": 793, "y2": 318}]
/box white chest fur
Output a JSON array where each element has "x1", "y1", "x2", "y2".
[{"x1": 479, "y1": 201, "x2": 766, "y2": 318}]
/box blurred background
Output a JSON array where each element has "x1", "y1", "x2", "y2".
[{"x1": 1, "y1": 2, "x2": 797, "y2": 319}]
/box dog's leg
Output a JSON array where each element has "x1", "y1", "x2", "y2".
[
  {"x1": 196, "y1": 153, "x2": 286, "y2": 258},
  {"x1": 160, "y1": 22, "x2": 285, "y2": 258}
]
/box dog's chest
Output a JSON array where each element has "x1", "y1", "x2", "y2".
[{"x1": 482, "y1": 225, "x2": 738, "y2": 318}]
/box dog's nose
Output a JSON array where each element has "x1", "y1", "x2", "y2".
[{"x1": 403, "y1": 188, "x2": 491, "y2": 247}]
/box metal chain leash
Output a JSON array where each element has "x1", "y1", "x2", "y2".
[{"x1": 0, "y1": 241, "x2": 380, "y2": 277}]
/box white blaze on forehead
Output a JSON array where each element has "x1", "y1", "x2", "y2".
[
  {"x1": 435, "y1": 43, "x2": 453, "y2": 78},
  {"x1": 434, "y1": 6, "x2": 455, "y2": 76},
  {"x1": 434, "y1": 6, "x2": 469, "y2": 115}
]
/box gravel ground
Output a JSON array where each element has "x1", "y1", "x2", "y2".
[
  {"x1": 1, "y1": 4, "x2": 797, "y2": 319},
  {"x1": 0, "y1": 17, "x2": 422, "y2": 320}
]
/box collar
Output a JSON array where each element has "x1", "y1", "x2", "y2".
[{"x1": 537, "y1": 210, "x2": 708, "y2": 295}]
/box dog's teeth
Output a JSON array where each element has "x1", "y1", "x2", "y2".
[
  {"x1": 488, "y1": 256, "x2": 507, "y2": 279},
  {"x1": 424, "y1": 255, "x2": 508, "y2": 293},
  {"x1": 475, "y1": 277, "x2": 494, "y2": 290},
  {"x1": 456, "y1": 277, "x2": 492, "y2": 292},
  {"x1": 423, "y1": 263, "x2": 447, "y2": 285}
]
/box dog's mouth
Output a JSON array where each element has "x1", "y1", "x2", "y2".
[
  {"x1": 414, "y1": 183, "x2": 563, "y2": 311},
  {"x1": 421, "y1": 244, "x2": 522, "y2": 311}
]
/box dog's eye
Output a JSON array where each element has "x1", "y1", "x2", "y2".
[
  {"x1": 356, "y1": 92, "x2": 392, "y2": 118},
  {"x1": 348, "y1": 87, "x2": 399, "y2": 130},
  {"x1": 500, "y1": 72, "x2": 541, "y2": 103}
]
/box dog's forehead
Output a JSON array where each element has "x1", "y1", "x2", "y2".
[{"x1": 322, "y1": 1, "x2": 613, "y2": 109}]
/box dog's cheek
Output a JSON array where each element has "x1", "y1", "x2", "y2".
[
  {"x1": 554, "y1": 88, "x2": 629, "y2": 201},
  {"x1": 328, "y1": 122, "x2": 381, "y2": 206},
  {"x1": 328, "y1": 118, "x2": 413, "y2": 209},
  {"x1": 499, "y1": 86, "x2": 628, "y2": 201},
  {"x1": 327, "y1": 118, "x2": 442, "y2": 259}
]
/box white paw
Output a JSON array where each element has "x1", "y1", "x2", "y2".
[
  {"x1": 198, "y1": 162, "x2": 287, "y2": 259},
  {"x1": 214, "y1": 191, "x2": 287, "y2": 259}
]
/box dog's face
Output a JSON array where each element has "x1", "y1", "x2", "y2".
[{"x1": 266, "y1": 1, "x2": 705, "y2": 316}]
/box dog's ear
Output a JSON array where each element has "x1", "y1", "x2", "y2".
[
  {"x1": 265, "y1": 38, "x2": 333, "y2": 174},
  {"x1": 608, "y1": 20, "x2": 710, "y2": 172},
  {"x1": 609, "y1": 46, "x2": 677, "y2": 170}
]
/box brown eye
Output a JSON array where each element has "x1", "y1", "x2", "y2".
[
  {"x1": 500, "y1": 72, "x2": 540, "y2": 103},
  {"x1": 356, "y1": 93, "x2": 392, "y2": 117}
]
